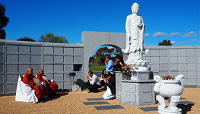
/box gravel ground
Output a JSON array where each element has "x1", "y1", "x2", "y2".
[{"x1": 0, "y1": 88, "x2": 199, "y2": 114}]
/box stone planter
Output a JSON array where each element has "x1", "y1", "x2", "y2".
[{"x1": 154, "y1": 75, "x2": 184, "y2": 114}]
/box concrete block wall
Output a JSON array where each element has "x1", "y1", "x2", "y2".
[
  {"x1": 0, "y1": 40, "x2": 83, "y2": 95},
  {"x1": 0, "y1": 32, "x2": 199, "y2": 95},
  {"x1": 144, "y1": 46, "x2": 200, "y2": 88},
  {"x1": 0, "y1": 44, "x2": 4, "y2": 94}
]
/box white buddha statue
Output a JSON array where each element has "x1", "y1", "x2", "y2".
[{"x1": 122, "y1": 3, "x2": 149, "y2": 71}]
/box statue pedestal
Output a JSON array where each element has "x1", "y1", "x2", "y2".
[
  {"x1": 115, "y1": 71, "x2": 156, "y2": 106},
  {"x1": 158, "y1": 107, "x2": 182, "y2": 114}
]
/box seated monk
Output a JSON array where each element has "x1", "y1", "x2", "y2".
[
  {"x1": 23, "y1": 68, "x2": 48, "y2": 102},
  {"x1": 37, "y1": 69, "x2": 58, "y2": 96}
]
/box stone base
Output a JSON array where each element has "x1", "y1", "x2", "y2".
[
  {"x1": 120, "y1": 80, "x2": 155, "y2": 105},
  {"x1": 115, "y1": 71, "x2": 156, "y2": 106},
  {"x1": 158, "y1": 107, "x2": 182, "y2": 114}
]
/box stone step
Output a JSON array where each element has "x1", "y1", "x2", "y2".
[
  {"x1": 86, "y1": 98, "x2": 105, "y2": 101},
  {"x1": 83, "y1": 101, "x2": 109, "y2": 105},
  {"x1": 139, "y1": 107, "x2": 158, "y2": 112},
  {"x1": 85, "y1": 98, "x2": 124, "y2": 110},
  {"x1": 95, "y1": 105, "x2": 124, "y2": 110}
]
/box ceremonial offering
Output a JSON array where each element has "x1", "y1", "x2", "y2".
[
  {"x1": 33, "y1": 77, "x2": 41, "y2": 85},
  {"x1": 163, "y1": 76, "x2": 175, "y2": 80},
  {"x1": 42, "y1": 75, "x2": 49, "y2": 82}
]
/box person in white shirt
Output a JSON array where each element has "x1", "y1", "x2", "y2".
[{"x1": 86, "y1": 70, "x2": 101, "y2": 93}]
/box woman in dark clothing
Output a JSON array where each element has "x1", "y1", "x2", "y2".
[{"x1": 103, "y1": 74, "x2": 116, "y2": 99}]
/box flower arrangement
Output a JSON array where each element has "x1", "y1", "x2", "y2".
[{"x1": 119, "y1": 62, "x2": 135, "y2": 80}]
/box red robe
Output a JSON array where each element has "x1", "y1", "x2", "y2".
[
  {"x1": 37, "y1": 74, "x2": 58, "y2": 94},
  {"x1": 23, "y1": 73, "x2": 48, "y2": 99}
]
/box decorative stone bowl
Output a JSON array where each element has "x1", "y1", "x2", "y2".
[{"x1": 154, "y1": 75, "x2": 184, "y2": 114}]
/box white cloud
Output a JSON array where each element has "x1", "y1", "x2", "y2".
[
  {"x1": 171, "y1": 41, "x2": 176, "y2": 44},
  {"x1": 144, "y1": 43, "x2": 154, "y2": 46},
  {"x1": 152, "y1": 32, "x2": 179, "y2": 37},
  {"x1": 58, "y1": 32, "x2": 66, "y2": 35},
  {"x1": 171, "y1": 41, "x2": 188, "y2": 44},
  {"x1": 153, "y1": 32, "x2": 168, "y2": 37},
  {"x1": 191, "y1": 39, "x2": 197, "y2": 41},
  {"x1": 144, "y1": 33, "x2": 150, "y2": 37},
  {"x1": 181, "y1": 31, "x2": 195, "y2": 37},
  {"x1": 171, "y1": 38, "x2": 197, "y2": 45},
  {"x1": 176, "y1": 33, "x2": 181, "y2": 36},
  {"x1": 170, "y1": 32, "x2": 179, "y2": 36}
]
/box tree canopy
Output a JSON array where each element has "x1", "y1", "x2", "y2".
[
  {"x1": 0, "y1": 4, "x2": 9, "y2": 39},
  {"x1": 158, "y1": 40, "x2": 172, "y2": 46},
  {"x1": 39, "y1": 33, "x2": 69, "y2": 43},
  {"x1": 17, "y1": 36, "x2": 36, "y2": 42},
  {"x1": 89, "y1": 46, "x2": 121, "y2": 64}
]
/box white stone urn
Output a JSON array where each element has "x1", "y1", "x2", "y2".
[{"x1": 154, "y1": 75, "x2": 184, "y2": 114}]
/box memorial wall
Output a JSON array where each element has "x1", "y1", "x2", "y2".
[
  {"x1": 0, "y1": 40, "x2": 84, "y2": 95},
  {"x1": 0, "y1": 32, "x2": 199, "y2": 95}
]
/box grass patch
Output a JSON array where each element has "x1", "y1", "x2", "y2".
[{"x1": 89, "y1": 65, "x2": 105, "y2": 71}]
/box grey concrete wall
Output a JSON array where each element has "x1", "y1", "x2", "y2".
[
  {"x1": 143, "y1": 45, "x2": 200, "y2": 88},
  {"x1": 0, "y1": 31, "x2": 199, "y2": 95},
  {"x1": 0, "y1": 40, "x2": 83, "y2": 95}
]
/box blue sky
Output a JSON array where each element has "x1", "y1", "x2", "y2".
[{"x1": 1, "y1": 0, "x2": 199, "y2": 46}]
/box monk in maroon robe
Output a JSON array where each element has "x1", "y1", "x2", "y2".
[
  {"x1": 23, "y1": 68, "x2": 48, "y2": 101},
  {"x1": 37, "y1": 69, "x2": 58, "y2": 95}
]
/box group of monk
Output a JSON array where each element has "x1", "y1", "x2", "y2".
[{"x1": 23, "y1": 68, "x2": 58, "y2": 103}]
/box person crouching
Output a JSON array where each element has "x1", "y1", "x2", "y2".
[
  {"x1": 103, "y1": 74, "x2": 116, "y2": 100},
  {"x1": 86, "y1": 70, "x2": 101, "y2": 93}
]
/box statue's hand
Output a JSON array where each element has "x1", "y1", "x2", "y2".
[
  {"x1": 127, "y1": 36, "x2": 131, "y2": 43},
  {"x1": 137, "y1": 23, "x2": 143, "y2": 27},
  {"x1": 122, "y1": 49, "x2": 128, "y2": 53}
]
